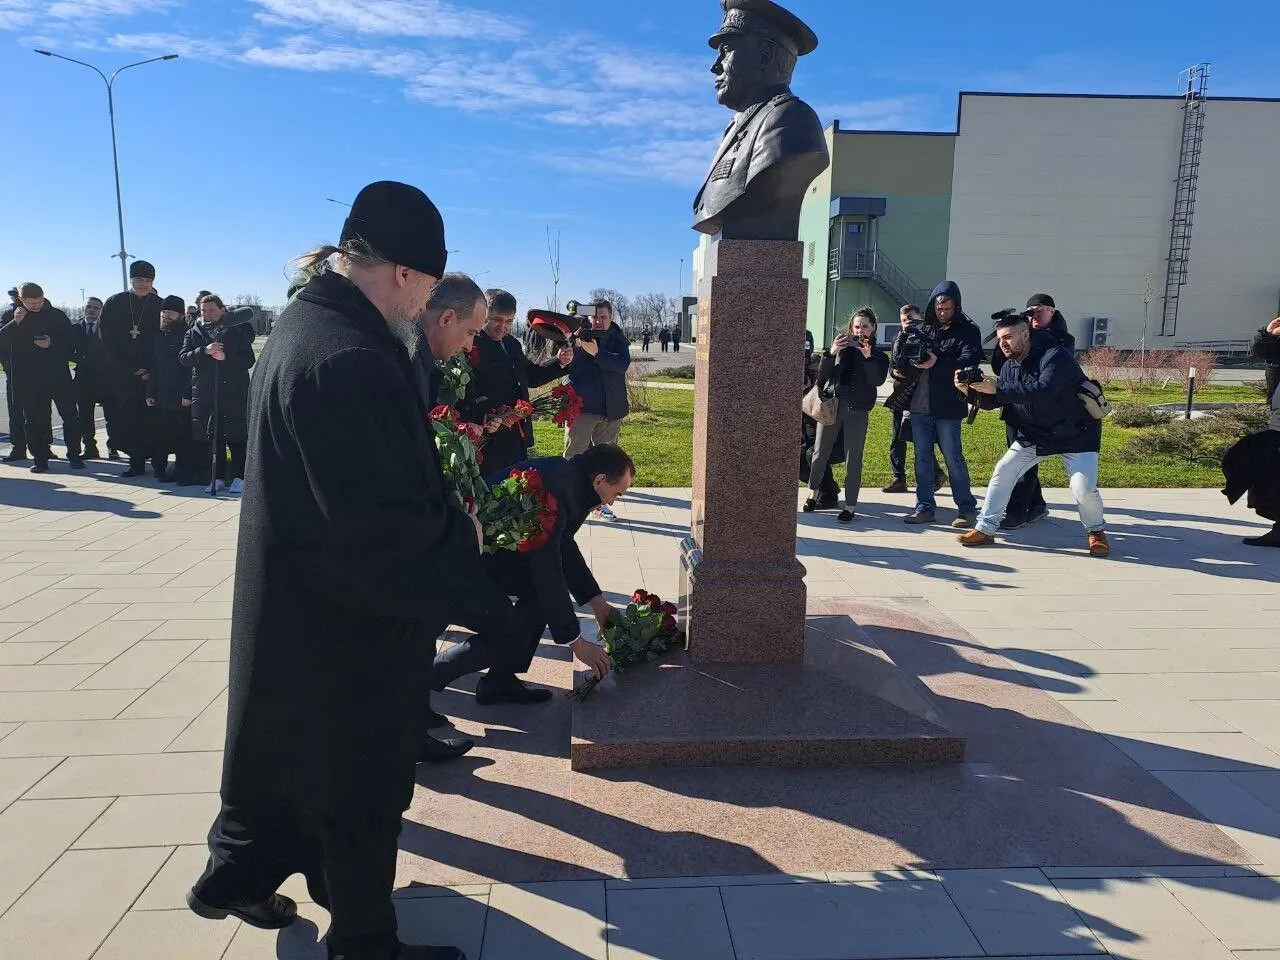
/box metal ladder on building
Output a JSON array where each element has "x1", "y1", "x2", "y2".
[{"x1": 1159, "y1": 62, "x2": 1211, "y2": 338}]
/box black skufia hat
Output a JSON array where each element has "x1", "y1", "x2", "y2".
[
  {"x1": 160, "y1": 295, "x2": 185, "y2": 314},
  {"x1": 130, "y1": 260, "x2": 156, "y2": 280},
  {"x1": 340, "y1": 181, "x2": 447, "y2": 279}
]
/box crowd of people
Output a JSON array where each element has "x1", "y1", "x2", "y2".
[
  {"x1": 639, "y1": 324, "x2": 682, "y2": 352},
  {"x1": 803, "y1": 281, "x2": 1111, "y2": 557},
  {"x1": 1, "y1": 268, "x2": 257, "y2": 490}
]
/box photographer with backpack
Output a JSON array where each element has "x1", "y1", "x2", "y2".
[{"x1": 956, "y1": 312, "x2": 1109, "y2": 557}]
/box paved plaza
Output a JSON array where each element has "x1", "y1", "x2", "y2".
[{"x1": 1, "y1": 462, "x2": 1279, "y2": 959}]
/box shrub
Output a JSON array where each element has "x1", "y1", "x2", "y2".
[
  {"x1": 626, "y1": 366, "x2": 651, "y2": 412},
  {"x1": 1082, "y1": 346, "x2": 1120, "y2": 385},
  {"x1": 1175, "y1": 350, "x2": 1216, "y2": 387},
  {"x1": 1111, "y1": 404, "x2": 1174, "y2": 428},
  {"x1": 1122, "y1": 405, "x2": 1264, "y2": 464},
  {"x1": 664, "y1": 364, "x2": 697, "y2": 379}
]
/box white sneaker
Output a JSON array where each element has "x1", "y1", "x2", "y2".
[
  {"x1": 597, "y1": 505, "x2": 617, "y2": 522},
  {"x1": 228, "y1": 478, "x2": 244, "y2": 495}
]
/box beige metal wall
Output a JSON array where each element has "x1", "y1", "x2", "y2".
[{"x1": 946, "y1": 94, "x2": 1280, "y2": 349}]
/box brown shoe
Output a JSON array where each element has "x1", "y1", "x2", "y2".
[
  {"x1": 881, "y1": 478, "x2": 908, "y2": 494},
  {"x1": 957, "y1": 530, "x2": 996, "y2": 547},
  {"x1": 1088, "y1": 531, "x2": 1111, "y2": 558},
  {"x1": 951, "y1": 513, "x2": 977, "y2": 529}
]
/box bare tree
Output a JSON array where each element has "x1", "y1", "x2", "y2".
[
  {"x1": 630, "y1": 292, "x2": 678, "y2": 334},
  {"x1": 546, "y1": 227, "x2": 561, "y2": 312}
]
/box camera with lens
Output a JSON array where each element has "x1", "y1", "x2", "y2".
[
  {"x1": 956, "y1": 366, "x2": 985, "y2": 385},
  {"x1": 564, "y1": 299, "x2": 603, "y2": 342},
  {"x1": 897, "y1": 323, "x2": 938, "y2": 366}
]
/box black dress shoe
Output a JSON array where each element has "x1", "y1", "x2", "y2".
[
  {"x1": 47, "y1": 450, "x2": 61, "y2": 460},
  {"x1": 121, "y1": 464, "x2": 147, "y2": 478},
  {"x1": 397, "y1": 943, "x2": 466, "y2": 960},
  {"x1": 69, "y1": 456, "x2": 86, "y2": 470},
  {"x1": 2, "y1": 449, "x2": 27, "y2": 463},
  {"x1": 186, "y1": 889, "x2": 298, "y2": 929},
  {"x1": 418, "y1": 734, "x2": 475, "y2": 764},
  {"x1": 31, "y1": 461, "x2": 49, "y2": 474},
  {"x1": 475, "y1": 676, "x2": 553, "y2": 706},
  {"x1": 816, "y1": 495, "x2": 840, "y2": 510},
  {"x1": 837, "y1": 509, "x2": 855, "y2": 523},
  {"x1": 1244, "y1": 526, "x2": 1280, "y2": 548},
  {"x1": 999, "y1": 512, "x2": 1027, "y2": 531},
  {"x1": 108, "y1": 448, "x2": 120, "y2": 460},
  {"x1": 802, "y1": 497, "x2": 818, "y2": 513},
  {"x1": 83, "y1": 446, "x2": 101, "y2": 460}
]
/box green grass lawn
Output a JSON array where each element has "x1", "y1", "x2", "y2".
[
  {"x1": 532, "y1": 389, "x2": 1231, "y2": 488},
  {"x1": 1105, "y1": 383, "x2": 1263, "y2": 405}
]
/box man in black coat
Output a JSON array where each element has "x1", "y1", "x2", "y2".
[
  {"x1": 180, "y1": 294, "x2": 257, "y2": 491},
  {"x1": 0, "y1": 282, "x2": 82, "y2": 473},
  {"x1": 145, "y1": 296, "x2": 193, "y2": 482},
  {"x1": 458, "y1": 288, "x2": 572, "y2": 475},
  {"x1": 990, "y1": 294, "x2": 1078, "y2": 531},
  {"x1": 957, "y1": 313, "x2": 1109, "y2": 557},
  {"x1": 71, "y1": 296, "x2": 114, "y2": 460},
  {"x1": 2, "y1": 286, "x2": 27, "y2": 461},
  {"x1": 187, "y1": 181, "x2": 513, "y2": 960},
  {"x1": 100, "y1": 260, "x2": 162, "y2": 477},
  {"x1": 901, "y1": 280, "x2": 983, "y2": 527},
  {"x1": 432, "y1": 445, "x2": 625, "y2": 706}
]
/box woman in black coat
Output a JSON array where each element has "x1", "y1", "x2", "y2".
[
  {"x1": 180, "y1": 294, "x2": 256, "y2": 491},
  {"x1": 457, "y1": 289, "x2": 572, "y2": 475},
  {"x1": 805, "y1": 306, "x2": 890, "y2": 523}
]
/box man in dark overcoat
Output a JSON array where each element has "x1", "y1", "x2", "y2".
[
  {"x1": 99, "y1": 260, "x2": 162, "y2": 477},
  {"x1": 187, "y1": 181, "x2": 514, "y2": 960},
  {"x1": 457, "y1": 288, "x2": 572, "y2": 475},
  {"x1": 433, "y1": 445, "x2": 624, "y2": 706}
]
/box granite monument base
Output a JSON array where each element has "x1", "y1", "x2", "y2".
[{"x1": 570, "y1": 600, "x2": 966, "y2": 771}]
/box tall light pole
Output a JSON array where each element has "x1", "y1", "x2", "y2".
[{"x1": 35, "y1": 50, "x2": 179, "y2": 292}]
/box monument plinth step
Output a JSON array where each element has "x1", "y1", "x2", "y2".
[{"x1": 570, "y1": 601, "x2": 966, "y2": 771}]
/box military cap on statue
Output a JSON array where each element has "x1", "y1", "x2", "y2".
[{"x1": 709, "y1": 0, "x2": 819, "y2": 57}]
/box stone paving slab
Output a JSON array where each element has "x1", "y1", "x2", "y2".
[{"x1": 1, "y1": 468, "x2": 1280, "y2": 958}]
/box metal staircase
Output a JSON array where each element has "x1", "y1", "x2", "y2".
[
  {"x1": 1159, "y1": 62, "x2": 1211, "y2": 338},
  {"x1": 828, "y1": 246, "x2": 932, "y2": 309}
]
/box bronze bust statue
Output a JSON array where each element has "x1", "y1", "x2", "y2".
[{"x1": 693, "y1": 0, "x2": 830, "y2": 241}]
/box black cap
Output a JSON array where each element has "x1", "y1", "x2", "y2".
[
  {"x1": 340, "y1": 181, "x2": 447, "y2": 279},
  {"x1": 130, "y1": 260, "x2": 156, "y2": 280},
  {"x1": 1026, "y1": 293, "x2": 1056, "y2": 309},
  {"x1": 160, "y1": 295, "x2": 185, "y2": 314},
  {"x1": 709, "y1": 0, "x2": 818, "y2": 57},
  {"x1": 6, "y1": 287, "x2": 16, "y2": 298}
]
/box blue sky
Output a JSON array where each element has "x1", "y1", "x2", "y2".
[{"x1": 2, "y1": 0, "x2": 1277, "y2": 314}]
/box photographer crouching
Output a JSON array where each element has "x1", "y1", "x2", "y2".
[
  {"x1": 989, "y1": 294, "x2": 1077, "y2": 530},
  {"x1": 955, "y1": 312, "x2": 1110, "y2": 557}
]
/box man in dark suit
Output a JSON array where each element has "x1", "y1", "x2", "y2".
[
  {"x1": 693, "y1": 0, "x2": 829, "y2": 241},
  {"x1": 432, "y1": 445, "x2": 628, "y2": 706}
]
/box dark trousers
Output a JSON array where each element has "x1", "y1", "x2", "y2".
[
  {"x1": 73, "y1": 377, "x2": 112, "y2": 452},
  {"x1": 1004, "y1": 422, "x2": 1047, "y2": 520},
  {"x1": 202, "y1": 439, "x2": 247, "y2": 482},
  {"x1": 3, "y1": 368, "x2": 25, "y2": 452},
  {"x1": 153, "y1": 408, "x2": 192, "y2": 478},
  {"x1": 106, "y1": 379, "x2": 153, "y2": 465},
  {"x1": 194, "y1": 801, "x2": 402, "y2": 960},
  {"x1": 15, "y1": 377, "x2": 79, "y2": 461},
  {"x1": 434, "y1": 594, "x2": 545, "y2": 688}
]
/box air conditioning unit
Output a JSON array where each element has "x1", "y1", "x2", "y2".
[{"x1": 1090, "y1": 316, "x2": 1112, "y2": 347}]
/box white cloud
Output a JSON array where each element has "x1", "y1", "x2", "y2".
[
  {"x1": 810, "y1": 97, "x2": 931, "y2": 130},
  {"x1": 248, "y1": 0, "x2": 523, "y2": 42},
  {"x1": 540, "y1": 138, "x2": 714, "y2": 188},
  {"x1": 104, "y1": 31, "x2": 228, "y2": 58}
]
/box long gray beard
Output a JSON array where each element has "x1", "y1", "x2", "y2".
[{"x1": 386, "y1": 311, "x2": 420, "y2": 356}]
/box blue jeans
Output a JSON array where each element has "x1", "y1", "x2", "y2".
[{"x1": 911, "y1": 415, "x2": 976, "y2": 516}]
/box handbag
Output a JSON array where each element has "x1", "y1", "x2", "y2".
[{"x1": 802, "y1": 382, "x2": 838, "y2": 426}]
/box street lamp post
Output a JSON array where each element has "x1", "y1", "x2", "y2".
[{"x1": 35, "y1": 50, "x2": 179, "y2": 292}]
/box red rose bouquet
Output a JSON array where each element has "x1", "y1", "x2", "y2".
[
  {"x1": 478, "y1": 467, "x2": 559, "y2": 554},
  {"x1": 480, "y1": 384, "x2": 585, "y2": 438},
  {"x1": 429, "y1": 405, "x2": 487, "y2": 510},
  {"x1": 566, "y1": 588, "x2": 683, "y2": 701}
]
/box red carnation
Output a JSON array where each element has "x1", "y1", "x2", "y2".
[
  {"x1": 515, "y1": 400, "x2": 534, "y2": 418},
  {"x1": 632, "y1": 590, "x2": 649, "y2": 604},
  {"x1": 661, "y1": 601, "x2": 677, "y2": 616},
  {"x1": 429, "y1": 405, "x2": 453, "y2": 423}
]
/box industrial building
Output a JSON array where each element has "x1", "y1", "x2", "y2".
[{"x1": 695, "y1": 72, "x2": 1280, "y2": 352}]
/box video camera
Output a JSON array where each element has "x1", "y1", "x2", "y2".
[
  {"x1": 984, "y1": 307, "x2": 1036, "y2": 345},
  {"x1": 896, "y1": 321, "x2": 938, "y2": 367}
]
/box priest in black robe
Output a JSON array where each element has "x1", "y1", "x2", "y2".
[
  {"x1": 187, "y1": 182, "x2": 515, "y2": 960},
  {"x1": 99, "y1": 260, "x2": 162, "y2": 476}
]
